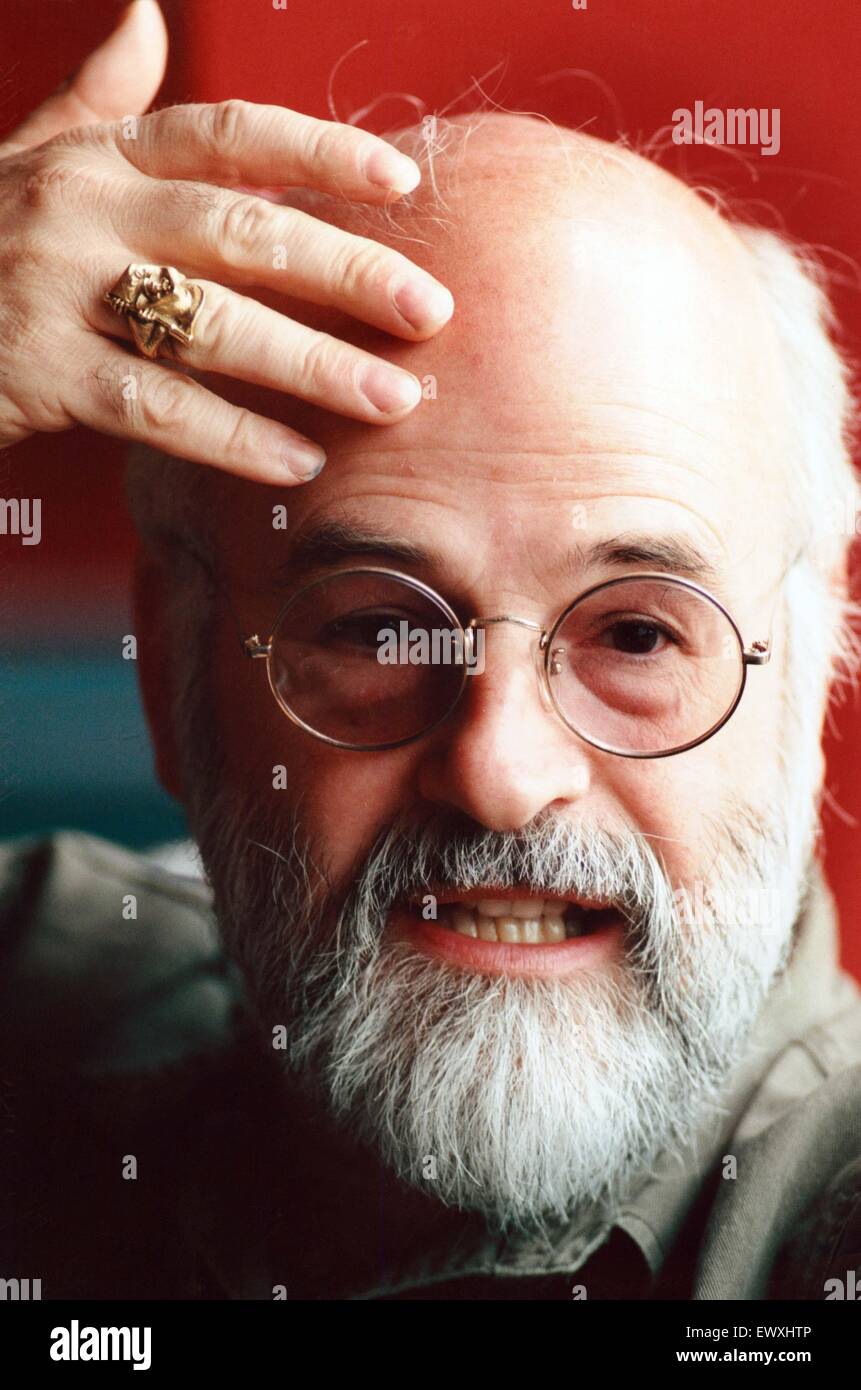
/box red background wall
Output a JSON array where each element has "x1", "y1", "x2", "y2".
[{"x1": 2, "y1": 0, "x2": 859, "y2": 974}]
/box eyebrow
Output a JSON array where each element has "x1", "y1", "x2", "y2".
[
  {"x1": 277, "y1": 520, "x2": 723, "y2": 590},
  {"x1": 278, "y1": 519, "x2": 434, "y2": 582},
  {"x1": 567, "y1": 533, "x2": 722, "y2": 587}
]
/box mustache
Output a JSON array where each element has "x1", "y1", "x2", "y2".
[{"x1": 334, "y1": 809, "x2": 674, "y2": 944}]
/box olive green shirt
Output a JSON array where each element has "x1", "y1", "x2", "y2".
[{"x1": 1, "y1": 830, "x2": 860, "y2": 1300}]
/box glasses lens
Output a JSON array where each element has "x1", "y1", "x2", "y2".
[
  {"x1": 547, "y1": 577, "x2": 744, "y2": 755},
  {"x1": 268, "y1": 571, "x2": 468, "y2": 747}
]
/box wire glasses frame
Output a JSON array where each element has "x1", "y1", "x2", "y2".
[{"x1": 240, "y1": 564, "x2": 775, "y2": 758}]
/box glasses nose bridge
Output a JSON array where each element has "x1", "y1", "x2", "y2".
[
  {"x1": 464, "y1": 613, "x2": 554, "y2": 711},
  {"x1": 465, "y1": 613, "x2": 549, "y2": 661},
  {"x1": 466, "y1": 613, "x2": 547, "y2": 639}
]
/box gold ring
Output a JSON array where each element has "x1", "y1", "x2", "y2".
[{"x1": 104, "y1": 263, "x2": 205, "y2": 360}]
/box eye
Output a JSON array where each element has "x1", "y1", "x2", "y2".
[
  {"x1": 320, "y1": 607, "x2": 414, "y2": 650},
  {"x1": 598, "y1": 618, "x2": 677, "y2": 655}
]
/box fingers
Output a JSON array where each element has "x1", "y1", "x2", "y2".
[
  {"x1": 108, "y1": 100, "x2": 422, "y2": 203},
  {"x1": 75, "y1": 338, "x2": 330, "y2": 485},
  {"x1": 120, "y1": 182, "x2": 454, "y2": 340},
  {"x1": 89, "y1": 277, "x2": 425, "y2": 426},
  {"x1": 0, "y1": 1, "x2": 166, "y2": 157}
]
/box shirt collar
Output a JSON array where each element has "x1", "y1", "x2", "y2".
[{"x1": 615, "y1": 857, "x2": 848, "y2": 1282}]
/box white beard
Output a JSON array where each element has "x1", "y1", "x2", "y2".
[{"x1": 187, "y1": 783, "x2": 809, "y2": 1238}]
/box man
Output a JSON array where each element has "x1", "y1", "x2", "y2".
[{"x1": 3, "y1": 94, "x2": 861, "y2": 1297}]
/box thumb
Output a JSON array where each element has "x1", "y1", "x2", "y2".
[{"x1": 2, "y1": 0, "x2": 168, "y2": 154}]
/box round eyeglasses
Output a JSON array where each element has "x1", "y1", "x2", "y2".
[{"x1": 241, "y1": 566, "x2": 772, "y2": 757}]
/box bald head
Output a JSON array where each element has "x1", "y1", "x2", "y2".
[
  {"x1": 192, "y1": 112, "x2": 801, "y2": 608},
  {"x1": 230, "y1": 113, "x2": 791, "y2": 502}
]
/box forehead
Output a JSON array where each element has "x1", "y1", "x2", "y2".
[{"x1": 209, "y1": 143, "x2": 792, "y2": 599}]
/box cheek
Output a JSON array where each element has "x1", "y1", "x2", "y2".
[
  {"x1": 296, "y1": 753, "x2": 416, "y2": 878},
  {"x1": 605, "y1": 670, "x2": 785, "y2": 886},
  {"x1": 210, "y1": 618, "x2": 415, "y2": 880}
]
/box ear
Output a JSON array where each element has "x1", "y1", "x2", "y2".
[{"x1": 132, "y1": 546, "x2": 184, "y2": 802}]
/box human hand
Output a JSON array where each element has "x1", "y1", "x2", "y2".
[{"x1": 0, "y1": 0, "x2": 453, "y2": 483}]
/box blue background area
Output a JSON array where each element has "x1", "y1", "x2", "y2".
[{"x1": 1, "y1": 649, "x2": 187, "y2": 849}]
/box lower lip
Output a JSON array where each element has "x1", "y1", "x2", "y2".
[{"x1": 388, "y1": 906, "x2": 627, "y2": 978}]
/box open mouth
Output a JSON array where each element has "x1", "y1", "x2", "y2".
[
  {"x1": 423, "y1": 897, "x2": 621, "y2": 944},
  {"x1": 403, "y1": 889, "x2": 625, "y2": 945},
  {"x1": 390, "y1": 889, "x2": 627, "y2": 976}
]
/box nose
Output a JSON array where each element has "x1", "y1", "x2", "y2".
[{"x1": 416, "y1": 622, "x2": 595, "y2": 832}]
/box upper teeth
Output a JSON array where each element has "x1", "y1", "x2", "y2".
[{"x1": 441, "y1": 899, "x2": 593, "y2": 944}]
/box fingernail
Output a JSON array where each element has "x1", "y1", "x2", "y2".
[
  {"x1": 286, "y1": 441, "x2": 327, "y2": 480},
  {"x1": 361, "y1": 365, "x2": 423, "y2": 414},
  {"x1": 393, "y1": 276, "x2": 454, "y2": 331},
  {"x1": 364, "y1": 144, "x2": 421, "y2": 194}
]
